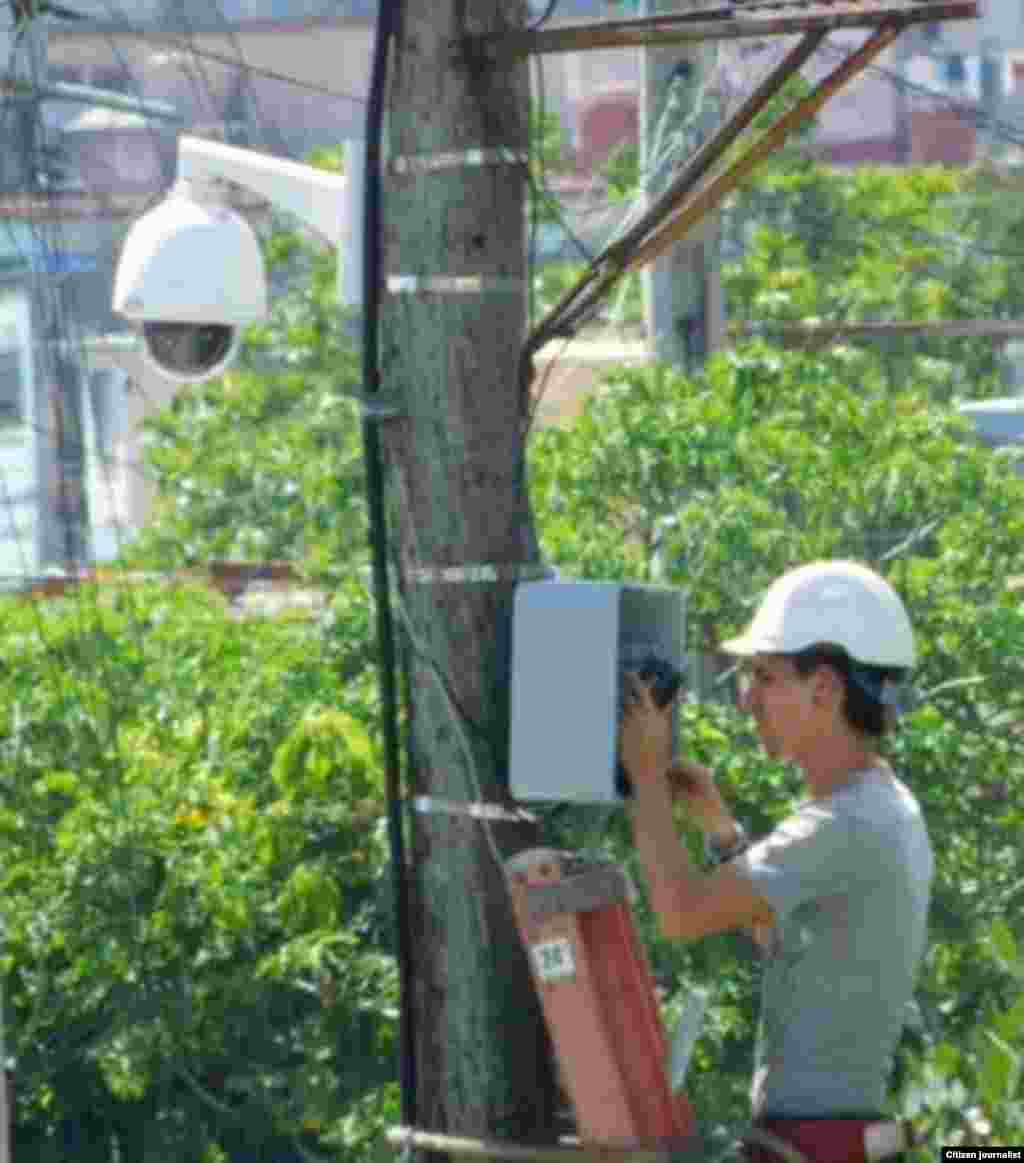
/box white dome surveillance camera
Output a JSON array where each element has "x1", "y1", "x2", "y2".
[
  {"x1": 114, "y1": 135, "x2": 359, "y2": 384},
  {"x1": 113, "y1": 189, "x2": 268, "y2": 383}
]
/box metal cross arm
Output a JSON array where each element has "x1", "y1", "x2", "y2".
[
  {"x1": 514, "y1": 0, "x2": 978, "y2": 377},
  {"x1": 623, "y1": 21, "x2": 903, "y2": 272},
  {"x1": 521, "y1": 26, "x2": 829, "y2": 364},
  {"x1": 492, "y1": 0, "x2": 979, "y2": 56}
]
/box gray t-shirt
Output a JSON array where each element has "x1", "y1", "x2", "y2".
[{"x1": 734, "y1": 768, "x2": 933, "y2": 1118}]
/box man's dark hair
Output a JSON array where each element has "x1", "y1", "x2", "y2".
[{"x1": 790, "y1": 643, "x2": 905, "y2": 739}]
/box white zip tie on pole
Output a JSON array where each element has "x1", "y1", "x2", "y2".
[
  {"x1": 411, "y1": 796, "x2": 537, "y2": 824},
  {"x1": 392, "y1": 148, "x2": 529, "y2": 174},
  {"x1": 387, "y1": 275, "x2": 526, "y2": 295},
  {"x1": 408, "y1": 563, "x2": 554, "y2": 584},
  {"x1": 360, "y1": 398, "x2": 403, "y2": 421}
]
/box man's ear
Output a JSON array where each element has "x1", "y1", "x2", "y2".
[{"x1": 811, "y1": 662, "x2": 845, "y2": 707}]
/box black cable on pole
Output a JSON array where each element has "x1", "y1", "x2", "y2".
[{"x1": 362, "y1": 0, "x2": 416, "y2": 1132}]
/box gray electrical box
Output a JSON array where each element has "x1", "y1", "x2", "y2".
[{"x1": 509, "y1": 580, "x2": 687, "y2": 804}]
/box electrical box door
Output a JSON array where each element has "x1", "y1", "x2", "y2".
[{"x1": 509, "y1": 580, "x2": 686, "y2": 804}]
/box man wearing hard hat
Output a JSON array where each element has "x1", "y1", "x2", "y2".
[{"x1": 620, "y1": 560, "x2": 933, "y2": 1163}]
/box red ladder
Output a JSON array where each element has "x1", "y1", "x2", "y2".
[{"x1": 506, "y1": 849, "x2": 698, "y2": 1153}]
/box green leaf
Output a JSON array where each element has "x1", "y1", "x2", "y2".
[
  {"x1": 995, "y1": 994, "x2": 1024, "y2": 1042},
  {"x1": 933, "y1": 1041, "x2": 962, "y2": 1079},
  {"x1": 979, "y1": 1031, "x2": 1021, "y2": 1108},
  {"x1": 988, "y1": 919, "x2": 1021, "y2": 975}
]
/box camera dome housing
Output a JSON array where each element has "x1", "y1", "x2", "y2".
[{"x1": 113, "y1": 191, "x2": 268, "y2": 382}]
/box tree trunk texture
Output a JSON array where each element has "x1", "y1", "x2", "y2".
[{"x1": 382, "y1": 0, "x2": 561, "y2": 1154}]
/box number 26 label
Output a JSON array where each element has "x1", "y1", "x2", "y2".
[{"x1": 532, "y1": 938, "x2": 576, "y2": 982}]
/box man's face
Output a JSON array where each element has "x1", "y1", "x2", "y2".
[{"x1": 737, "y1": 653, "x2": 821, "y2": 763}]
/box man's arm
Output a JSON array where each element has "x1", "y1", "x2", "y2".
[
  {"x1": 628, "y1": 763, "x2": 775, "y2": 943},
  {"x1": 619, "y1": 676, "x2": 775, "y2": 941}
]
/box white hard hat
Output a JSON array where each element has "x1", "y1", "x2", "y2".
[{"x1": 720, "y1": 560, "x2": 915, "y2": 668}]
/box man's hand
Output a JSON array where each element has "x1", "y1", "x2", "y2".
[
  {"x1": 667, "y1": 758, "x2": 739, "y2": 846},
  {"x1": 619, "y1": 673, "x2": 674, "y2": 791},
  {"x1": 622, "y1": 679, "x2": 774, "y2": 943}
]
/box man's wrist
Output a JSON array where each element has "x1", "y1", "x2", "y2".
[
  {"x1": 630, "y1": 765, "x2": 673, "y2": 803},
  {"x1": 705, "y1": 820, "x2": 749, "y2": 867},
  {"x1": 708, "y1": 819, "x2": 741, "y2": 847}
]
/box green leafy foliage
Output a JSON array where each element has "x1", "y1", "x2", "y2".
[
  {"x1": 529, "y1": 100, "x2": 577, "y2": 227},
  {"x1": 0, "y1": 584, "x2": 394, "y2": 1162},
  {"x1": 723, "y1": 161, "x2": 1024, "y2": 394},
  {"x1": 601, "y1": 139, "x2": 639, "y2": 204}
]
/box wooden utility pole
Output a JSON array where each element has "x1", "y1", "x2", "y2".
[{"x1": 381, "y1": 1, "x2": 560, "y2": 1152}]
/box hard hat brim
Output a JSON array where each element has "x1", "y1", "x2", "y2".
[{"x1": 719, "y1": 632, "x2": 765, "y2": 658}]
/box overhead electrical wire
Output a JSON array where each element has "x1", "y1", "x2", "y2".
[
  {"x1": 201, "y1": 0, "x2": 274, "y2": 147},
  {"x1": 158, "y1": 38, "x2": 368, "y2": 105},
  {"x1": 78, "y1": 6, "x2": 370, "y2": 105},
  {"x1": 822, "y1": 39, "x2": 1024, "y2": 150}
]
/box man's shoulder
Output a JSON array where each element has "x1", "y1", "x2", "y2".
[
  {"x1": 826, "y1": 773, "x2": 933, "y2": 877},
  {"x1": 823, "y1": 770, "x2": 919, "y2": 821},
  {"x1": 746, "y1": 798, "x2": 853, "y2": 871}
]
